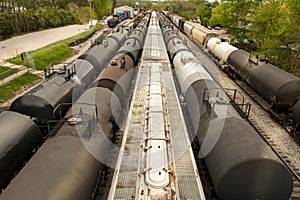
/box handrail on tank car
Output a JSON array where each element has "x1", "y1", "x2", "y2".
[
  {"x1": 203, "y1": 88, "x2": 252, "y2": 119},
  {"x1": 53, "y1": 102, "x2": 73, "y2": 119}
]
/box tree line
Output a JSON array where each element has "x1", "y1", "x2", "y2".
[
  {"x1": 209, "y1": 0, "x2": 299, "y2": 76},
  {"x1": 0, "y1": 0, "x2": 113, "y2": 40},
  {"x1": 145, "y1": 0, "x2": 299, "y2": 76}
]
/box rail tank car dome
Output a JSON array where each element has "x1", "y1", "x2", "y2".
[{"x1": 110, "y1": 53, "x2": 135, "y2": 71}]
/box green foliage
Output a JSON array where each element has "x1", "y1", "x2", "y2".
[
  {"x1": 0, "y1": 8, "x2": 78, "y2": 40},
  {"x1": 248, "y1": 0, "x2": 299, "y2": 73},
  {"x1": 0, "y1": 66, "x2": 18, "y2": 80},
  {"x1": 196, "y1": 2, "x2": 218, "y2": 27},
  {"x1": 116, "y1": 0, "x2": 135, "y2": 8},
  {"x1": 0, "y1": 73, "x2": 40, "y2": 103},
  {"x1": 210, "y1": 0, "x2": 258, "y2": 41},
  {"x1": 209, "y1": 0, "x2": 299, "y2": 76},
  {"x1": 75, "y1": 6, "x2": 97, "y2": 24},
  {"x1": 93, "y1": 0, "x2": 112, "y2": 19}
]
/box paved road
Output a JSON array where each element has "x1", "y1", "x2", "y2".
[{"x1": 0, "y1": 24, "x2": 93, "y2": 61}]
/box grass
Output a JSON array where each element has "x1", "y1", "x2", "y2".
[
  {"x1": 7, "y1": 26, "x2": 100, "y2": 70},
  {"x1": 0, "y1": 66, "x2": 18, "y2": 80},
  {"x1": 0, "y1": 73, "x2": 40, "y2": 103}
]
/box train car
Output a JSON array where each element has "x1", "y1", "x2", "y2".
[
  {"x1": 78, "y1": 29, "x2": 129, "y2": 70},
  {"x1": 183, "y1": 21, "x2": 194, "y2": 38},
  {"x1": 172, "y1": 15, "x2": 183, "y2": 27},
  {"x1": 107, "y1": 19, "x2": 119, "y2": 28},
  {"x1": 93, "y1": 66, "x2": 133, "y2": 100},
  {"x1": 10, "y1": 28, "x2": 129, "y2": 125},
  {"x1": 0, "y1": 16, "x2": 151, "y2": 198},
  {"x1": 293, "y1": 100, "x2": 300, "y2": 134},
  {"x1": 0, "y1": 111, "x2": 42, "y2": 189},
  {"x1": 0, "y1": 87, "x2": 120, "y2": 200},
  {"x1": 167, "y1": 13, "x2": 300, "y2": 126},
  {"x1": 191, "y1": 26, "x2": 208, "y2": 46},
  {"x1": 160, "y1": 20, "x2": 293, "y2": 200},
  {"x1": 0, "y1": 22, "x2": 137, "y2": 193},
  {"x1": 227, "y1": 49, "x2": 300, "y2": 113},
  {"x1": 93, "y1": 17, "x2": 148, "y2": 101},
  {"x1": 207, "y1": 37, "x2": 238, "y2": 64}
]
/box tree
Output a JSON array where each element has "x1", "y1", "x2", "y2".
[
  {"x1": 196, "y1": 2, "x2": 218, "y2": 27},
  {"x1": 249, "y1": 0, "x2": 295, "y2": 70},
  {"x1": 209, "y1": 0, "x2": 258, "y2": 41},
  {"x1": 93, "y1": 0, "x2": 112, "y2": 19}
]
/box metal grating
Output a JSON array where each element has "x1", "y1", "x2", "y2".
[
  {"x1": 108, "y1": 65, "x2": 149, "y2": 199},
  {"x1": 162, "y1": 64, "x2": 206, "y2": 199},
  {"x1": 109, "y1": 12, "x2": 205, "y2": 200}
]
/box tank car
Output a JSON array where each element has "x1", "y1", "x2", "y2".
[
  {"x1": 207, "y1": 37, "x2": 237, "y2": 64},
  {"x1": 93, "y1": 66, "x2": 133, "y2": 101},
  {"x1": 167, "y1": 37, "x2": 189, "y2": 60},
  {"x1": 0, "y1": 87, "x2": 121, "y2": 200},
  {"x1": 168, "y1": 13, "x2": 300, "y2": 124},
  {"x1": 293, "y1": 100, "x2": 300, "y2": 134},
  {"x1": 0, "y1": 111, "x2": 42, "y2": 190},
  {"x1": 294, "y1": 100, "x2": 300, "y2": 124},
  {"x1": 0, "y1": 15, "x2": 152, "y2": 196},
  {"x1": 78, "y1": 27, "x2": 129, "y2": 70},
  {"x1": 227, "y1": 49, "x2": 300, "y2": 113},
  {"x1": 199, "y1": 117, "x2": 293, "y2": 200},
  {"x1": 0, "y1": 23, "x2": 134, "y2": 193},
  {"x1": 113, "y1": 23, "x2": 147, "y2": 69},
  {"x1": 160, "y1": 22, "x2": 293, "y2": 199},
  {"x1": 10, "y1": 29, "x2": 129, "y2": 125},
  {"x1": 93, "y1": 18, "x2": 149, "y2": 101}
]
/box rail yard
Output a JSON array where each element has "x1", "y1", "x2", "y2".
[{"x1": 0, "y1": 11, "x2": 299, "y2": 200}]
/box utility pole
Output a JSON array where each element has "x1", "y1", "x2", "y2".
[
  {"x1": 11, "y1": 0, "x2": 20, "y2": 34},
  {"x1": 89, "y1": 0, "x2": 92, "y2": 27}
]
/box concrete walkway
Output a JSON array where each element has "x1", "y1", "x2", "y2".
[
  {"x1": 0, "y1": 22, "x2": 105, "y2": 106},
  {"x1": 0, "y1": 22, "x2": 97, "y2": 62},
  {"x1": 0, "y1": 21, "x2": 104, "y2": 86}
]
